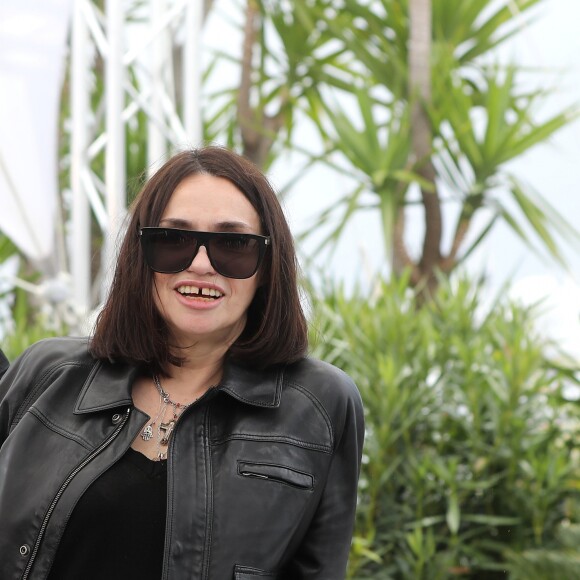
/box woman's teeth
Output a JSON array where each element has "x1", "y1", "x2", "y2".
[{"x1": 177, "y1": 285, "x2": 223, "y2": 299}]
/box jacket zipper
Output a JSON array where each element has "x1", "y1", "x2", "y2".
[
  {"x1": 240, "y1": 471, "x2": 269, "y2": 480},
  {"x1": 239, "y1": 470, "x2": 312, "y2": 489},
  {"x1": 161, "y1": 389, "x2": 216, "y2": 580},
  {"x1": 21, "y1": 407, "x2": 131, "y2": 580}
]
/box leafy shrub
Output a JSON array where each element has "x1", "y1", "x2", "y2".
[
  {"x1": 1, "y1": 283, "x2": 68, "y2": 362},
  {"x1": 308, "y1": 275, "x2": 580, "y2": 579}
]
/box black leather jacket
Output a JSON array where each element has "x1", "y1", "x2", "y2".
[{"x1": 0, "y1": 338, "x2": 364, "y2": 579}]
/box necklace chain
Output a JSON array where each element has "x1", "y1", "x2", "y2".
[
  {"x1": 140, "y1": 375, "x2": 198, "y2": 460},
  {"x1": 153, "y1": 374, "x2": 191, "y2": 410}
]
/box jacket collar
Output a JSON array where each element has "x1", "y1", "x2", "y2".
[
  {"x1": 217, "y1": 360, "x2": 283, "y2": 408},
  {"x1": 74, "y1": 358, "x2": 283, "y2": 414},
  {"x1": 74, "y1": 360, "x2": 137, "y2": 414}
]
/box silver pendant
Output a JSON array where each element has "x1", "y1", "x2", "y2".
[
  {"x1": 159, "y1": 420, "x2": 175, "y2": 445},
  {"x1": 141, "y1": 424, "x2": 153, "y2": 441}
]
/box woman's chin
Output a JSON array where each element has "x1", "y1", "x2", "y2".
[{"x1": 169, "y1": 321, "x2": 246, "y2": 352}]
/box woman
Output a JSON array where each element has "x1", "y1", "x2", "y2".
[{"x1": 0, "y1": 146, "x2": 364, "y2": 580}]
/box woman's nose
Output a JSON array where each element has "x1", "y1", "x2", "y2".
[{"x1": 186, "y1": 245, "x2": 215, "y2": 275}]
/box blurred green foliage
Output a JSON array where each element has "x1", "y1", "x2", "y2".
[
  {"x1": 0, "y1": 283, "x2": 67, "y2": 362},
  {"x1": 0, "y1": 235, "x2": 67, "y2": 362},
  {"x1": 308, "y1": 274, "x2": 580, "y2": 579}
]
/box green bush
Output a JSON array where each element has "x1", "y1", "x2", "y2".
[
  {"x1": 1, "y1": 289, "x2": 67, "y2": 362},
  {"x1": 0, "y1": 235, "x2": 68, "y2": 361},
  {"x1": 308, "y1": 275, "x2": 580, "y2": 579}
]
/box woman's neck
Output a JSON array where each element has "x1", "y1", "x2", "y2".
[{"x1": 161, "y1": 348, "x2": 226, "y2": 403}]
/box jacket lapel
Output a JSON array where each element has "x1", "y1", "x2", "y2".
[
  {"x1": 74, "y1": 360, "x2": 137, "y2": 414},
  {"x1": 218, "y1": 360, "x2": 284, "y2": 408},
  {"x1": 73, "y1": 357, "x2": 285, "y2": 413}
]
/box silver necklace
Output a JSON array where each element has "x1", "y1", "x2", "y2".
[{"x1": 141, "y1": 375, "x2": 196, "y2": 460}]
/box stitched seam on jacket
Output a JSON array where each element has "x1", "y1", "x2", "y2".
[
  {"x1": 286, "y1": 381, "x2": 335, "y2": 449},
  {"x1": 28, "y1": 407, "x2": 94, "y2": 450},
  {"x1": 13, "y1": 361, "x2": 94, "y2": 427},
  {"x1": 211, "y1": 433, "x2": 331, "y2": 453}
]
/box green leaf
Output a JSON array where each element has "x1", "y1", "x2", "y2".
[
  {"x1": 447, "y1": 493, "x2": 461, "y2": 535},
  {"x1": 509, "y1": 179, "x2": 564, "y2": 264}
]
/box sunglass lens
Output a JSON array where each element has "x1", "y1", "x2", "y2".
[
  {"x1": 141, "y1": 229, "x2": 265, "y2": 278},
  {"x1": 210, "y1": 235, "x2": 260, "y2": 278},
  {"x1": 143, "y1": 230, "x2": 197, "y2": 273}
]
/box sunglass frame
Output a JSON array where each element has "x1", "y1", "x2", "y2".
[{"x1": 139, "y1": 227, "x2": 271, "y2": 279}]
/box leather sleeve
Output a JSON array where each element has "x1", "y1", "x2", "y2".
[
  {"x1": 0, "y1": 338, "x2": 90, "y2": 447},
  {"x1": 0, "y1": 345, "x2": 33, "y2": 447},
  {"x1": 0, "y1": 349, "x2": 8, "y2": 380},
  {"x1": 281, "y1": 376, "x2": 365, "y2": 579},
  {"x1": 0, "y1": 348, "x2": 10, "y2": 444}
]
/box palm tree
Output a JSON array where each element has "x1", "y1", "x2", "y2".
[
  {"x1": 206, "y1": 0, "x2": 352, "y2": 171},
  {"x1": 256, "y1": 0, "x2": 580, "y2": 293},
  {"x1": 405, "y1": 0, "x2": 441, "y2": 294}
]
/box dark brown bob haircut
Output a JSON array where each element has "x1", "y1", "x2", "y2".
[{"x1": 90, "y1": 146, "x2": 308, "y2": 375}]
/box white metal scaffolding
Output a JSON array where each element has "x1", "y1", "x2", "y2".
[{"x1": 69, "y1": 0, "x2": 203, "y2": 319}]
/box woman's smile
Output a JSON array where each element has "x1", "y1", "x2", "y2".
[{"x1": 174, "y1": 280, "x2": 225, "y2": 307}]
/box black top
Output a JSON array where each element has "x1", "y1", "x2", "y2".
[{"x1": 48, "y1": 448, "x2": 167, "y2": 580}]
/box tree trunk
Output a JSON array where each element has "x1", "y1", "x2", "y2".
[
  {"x1": 237, "y1": 0, "x2": 286, "y2": 169},
  {"x1": 408, "y1": 0, "x2": 441, "y2": 295}
]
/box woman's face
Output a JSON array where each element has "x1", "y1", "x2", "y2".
[{"x1": 152, "y1": 173, "x2": 262, "y2": 349}]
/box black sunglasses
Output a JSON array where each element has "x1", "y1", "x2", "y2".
[{"x1": 139, "y1": 227, "x2": 271, "y2": 279}]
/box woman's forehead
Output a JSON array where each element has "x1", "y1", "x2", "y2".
[{"x1": 160, "y1": 174, "x2": 261, "y2": 231}]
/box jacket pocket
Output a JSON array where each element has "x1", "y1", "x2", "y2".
[
  {"x1": 234, "y1": 564, "x2": 277, "y2": 579},
  {"x1": 237, "y1": 460, "x2": 314, "y2": 490}
]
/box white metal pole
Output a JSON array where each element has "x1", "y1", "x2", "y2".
[
  {"x1": 183, "y1": 0, "x2": 203, "y2": 147},
  {"x1": 147, "y1": 0, "x2": 168, "y2": 175},
  {"x1": 70, "y1": 0, "x2": 91, "y2": 317},
  {"x1": 103, "y1": 0, "x2": 126, "y2": 301}
]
